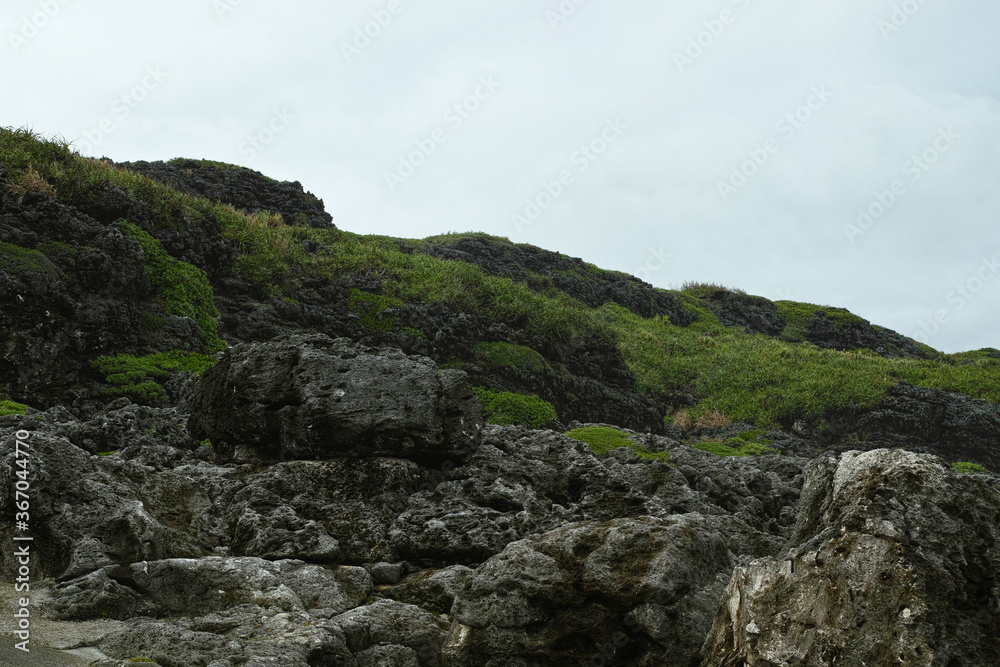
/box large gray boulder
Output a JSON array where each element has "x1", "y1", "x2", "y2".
[
  {"x1": 188, "y1": 334, "x2": 483, "y2": 462},
  {"x1": 443, "y1": 514, "x2": 737, "y2": 666},
  {"x1": 701, "y1": 449, "x2": 1000, "y2": 666}
]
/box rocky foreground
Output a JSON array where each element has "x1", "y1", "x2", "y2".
[{"x1": 2, "y1": 334, "x2": 998, "y2": 666}]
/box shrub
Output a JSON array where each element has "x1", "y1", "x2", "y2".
[
  {"x1": 952, "y1": 461, "x2": 986, "y2": 474},
  {"x1": 565, "y1": 425, "x2": 671, "y2": 462},
  {"x1": 0, "y1": 400, "x2": 29, "y2": 417},
  {"x1": 693, "y1": 431, "x2": 778, "y2": 457},
  {"x1": 120, "y1": 221, "x2": 225, "y2": 351},
  {"x1": 474, "y1": 388, "x2": 557, "y2": 428},
  {"x1": 348, "y1": 288, "x2": 403, "y2": 334},
  {"x1": 91, "y1": 350, "x2": 218, "y2": 402},
  {"x1": 473, "y1": 342, "x2": 549, "y2": 373}
]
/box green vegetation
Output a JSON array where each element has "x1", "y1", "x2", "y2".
[
  {"x1": 952, "y1": 461, "x2": 986, "y2": 474},
  {"x1": 128, "y1": 659, "x2": 157, "y2": 664},
  {"x1": 692, "y1": 430, "x2": 778, "y2": 457},
  {"x1": 119, "y1": 221, "x2": 225, "y2": 351},
  {"x1": 473, "y1": 342, "x2": 549, "y2": 373},
  {"x1": 348, "y1": 289, "x2": 404, "y2": 334},
  {"x1": 0, "y1": 241, "x2": 62, "y2": 277},
  {"x1": 775, "y1": 301, "x2": 867, "y2": 343},
  {"x1": 564, "y1": 425, "x2": 671, "y2": 462},
  {"x1": 6, "y1": 127, "x2": 1000, "y2": 433},
  {"x1": 91, "y1": 350, "x2": 218, "y2": 402},
  {"x1": 0, "y1": 400, "x2": 29, "y2": 417},
  {"x1": 475, "y1": 388, "x2": 557, "y2": 428}
]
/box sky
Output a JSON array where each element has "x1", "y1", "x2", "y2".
[{"x1": 3, "y1": 0, "x2": 999, "y2": 353}]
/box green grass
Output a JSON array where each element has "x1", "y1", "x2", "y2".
[
  {"x1": 475, "y1": 388, "x2": 557, "y2": 428},
  {"x1": 692, "y1": 430, "x2": 778, "y2": 457},
  {"x1": 119, "y1": 221, "x2": 225, "y2": 351},
  {"x1": 564, "y1": 425, "x2": 671, "y2": 462},
  {"x1": 597, "y1": 304, "x2": 1000, "y2": 428},
  {"x1": 473, "y1": 342, "x2": 549, "y2": 373},
  {"x1": 7, "y1": 126, "x2": 1000, "y2": 433},
  {"x1": 952, "y1": 461, "x2": 986, "y2": 474},
  {"x1": 0, "y1": 241, "x2": 62, "y2": 277},
  {"x1": 348, "y1": 288, "x2": 404, "y2": 334},
  {"x1": 91, "y1": 350, "x2": 218, "y2": 402},
  {"x1": 0, "y1": 400, "x2": 29, "y2": 417}
]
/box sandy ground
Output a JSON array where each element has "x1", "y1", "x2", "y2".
[{"x1": 1, "y1": 580, "x2": 123, "y2": 665}]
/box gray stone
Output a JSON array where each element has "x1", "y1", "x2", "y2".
[
  {"x1": 187, "y1": 334, "x2": 483, "y2": 462},
  {"x1": 701, "y1": 449, "x2": 1000, "y2": 667}
]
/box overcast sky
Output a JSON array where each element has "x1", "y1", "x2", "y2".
[{"x1": 4, "y1": 0, "x2": 999, "y2": 353}]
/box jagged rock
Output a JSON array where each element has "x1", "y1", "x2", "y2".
[
  {"x1": 838, "y1": 382, "x2": 1000, "y2": 470},
  {"x1": 188, "y1": 334, "x2": 483, "y2": 462},
  {"x1": 701, "y1": 449, "x2": 1000, "y2": 666},
  {"x1": 331, "y1": 599, "x2": 450, "y2": 665},
  {"x1": 443, "y1": 514, "x2": 735, "y2": 666},
  {"x1": 118, "y1": 158, "x2": 335, "y2": 230},
  {"x1": 380, "y1": 565, "x2": 474, "y2": 615},
  {"x1": 51, "y1": 557, "x2": 373, "y2": 620},
  {"x1": 227, "y1": 458, "x2": 425, "y2": 564},
  {"x1": 0, "y1": 416, "x2": 237, "y2": 580},
  {"x1": 388, "y1": 426, "x2": 800, "y2": 566}
]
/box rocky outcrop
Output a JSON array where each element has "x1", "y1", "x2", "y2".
[
  {"x1": 833, "y1": 383, "x2": 1000, "y2": 470},
  {"x1": 188, "y1": 334, "x2": 483, "y2": 463},
  {"x1": 118, "y1": 158, "x2": 335, "y2": 230},
  {"x1": 701, "y1": 449, "x2": 1000, "y2": 667},
  {"x1": 419, "y1": 236, "x2": 695, "y2": 324},
  {"x1": 443, "y1": 515, "x2": 735, "y2": 666}
]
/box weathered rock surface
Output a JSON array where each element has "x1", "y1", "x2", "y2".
[
  {"x1": 701, "y1": 449, "x2": 1000, "y2": 667},
  {"x1": 119, "y1": 158, "x2": 335, "y2": 230},
  {"x1": 188, "y1": 334, "x2": 483, "y2": 462},
  {"x1": 838, "y1": 382, "x2": 1000, "y2": 471},
  {"x1": 444, "y1": 515, "x2": 735, "y2": 666},
  {"x1": 388, "y1": 426, "x2": 801, "y2": 567}
]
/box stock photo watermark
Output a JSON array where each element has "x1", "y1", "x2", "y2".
[
  {"x1": 843, "y1": 126, "x2": 958, "y2": 244},
  {"x1": 633, "y1": 246, "x2": 672, "y2": 283},
  {"x1": 214, "y1": 0, "x2": 247, "y2": 20},
  {"x1": 673, "y1": 0, "x2": 754, "y2": 73},
  {"x1": 8, "y1": 0, "x2": 73, "y2": 53},
  {"x1": 384, "y1": 76, "x2": 500, "y2": 191},
  {"x1": 878, "y1": 0, "x2": 933, "y2": 40},
  {"x1": 74, "y1": 66, "x2": 169, "y2": 156},
  {"x1": 10, "y1": 429, "x2": 34, "y2": 652},
  {"x1": 511, "y1": 117, "x2": 627, "y2": 233},
  {"x1": 912, "y1": 248, "x2": 1000, "y2": 345},
  {"x1": 341, "y1": 0, "x2": 407, "y2": 63},
  {"x1": 716, "y1": 85, "x2": 834, "y2": 202},
  {"x1": 546, "y1": 0, "x2": 589, "y2": 31},
  {"x1": 238, "y1": 108, "x2": 295, "y2": 161}
]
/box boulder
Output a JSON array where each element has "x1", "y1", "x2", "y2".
[
  {"x1": 188, "y1": 334, "x2": 483, "y2": 462},
  {"x1": 443, "y1": 514, "x2": 735, "y2": 666},
  {"x1": 701, "y1": 449, "x2": 1000, "y2": 666}
]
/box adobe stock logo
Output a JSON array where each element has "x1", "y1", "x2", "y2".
[
  {"x1": 8, "y1": 0, "x2": 73, "y2": 53},
  {"x1": 912, "y1": 249, "x2": 1000, "y2": 345},
  {"x1": 512, "y1": 117, "x2": 627, "y2": 233},
  {"x1": 74, "y1": 66, "x2": 169, "y2": 155},
  {"x1": 238, "y1": 109, "x2": 296, "y2": 161},
  {"x1": 716, "y1": 85, "x2": 833, "y2": 202},
  {"x1": 384, "y1": 76, "x2": 500, "y2": 191},
  {"x1": 341, "y1": 0, "x2": 407, "y2": 63},
  {"x1": 844, "y1": 127, "x2": 959, "y2": 244}
]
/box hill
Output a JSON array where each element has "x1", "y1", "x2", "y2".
[{"x1": 2, "y1": 127, "x2": 999, "y2": 666}]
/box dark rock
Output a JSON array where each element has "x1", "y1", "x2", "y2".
[
  {"x1": 226, "y1": 458, "x2": 424, "y2": 564},
  {"x1": 834, "y1": 382, "x2": 1000, "y2": 470},
  {"x1": 443, "y1": 515, "x2": 735, "y2": 666},
  {"x1": 188, "y1": 334, "x2": 483, "y2": 463},
  {"x1": 118, "y1": 159, "x2": 335, "y2": 230}
]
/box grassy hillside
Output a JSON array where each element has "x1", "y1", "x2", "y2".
[{"x1": 3, "y1": 126, "x2": 1000, "y2": 431}]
